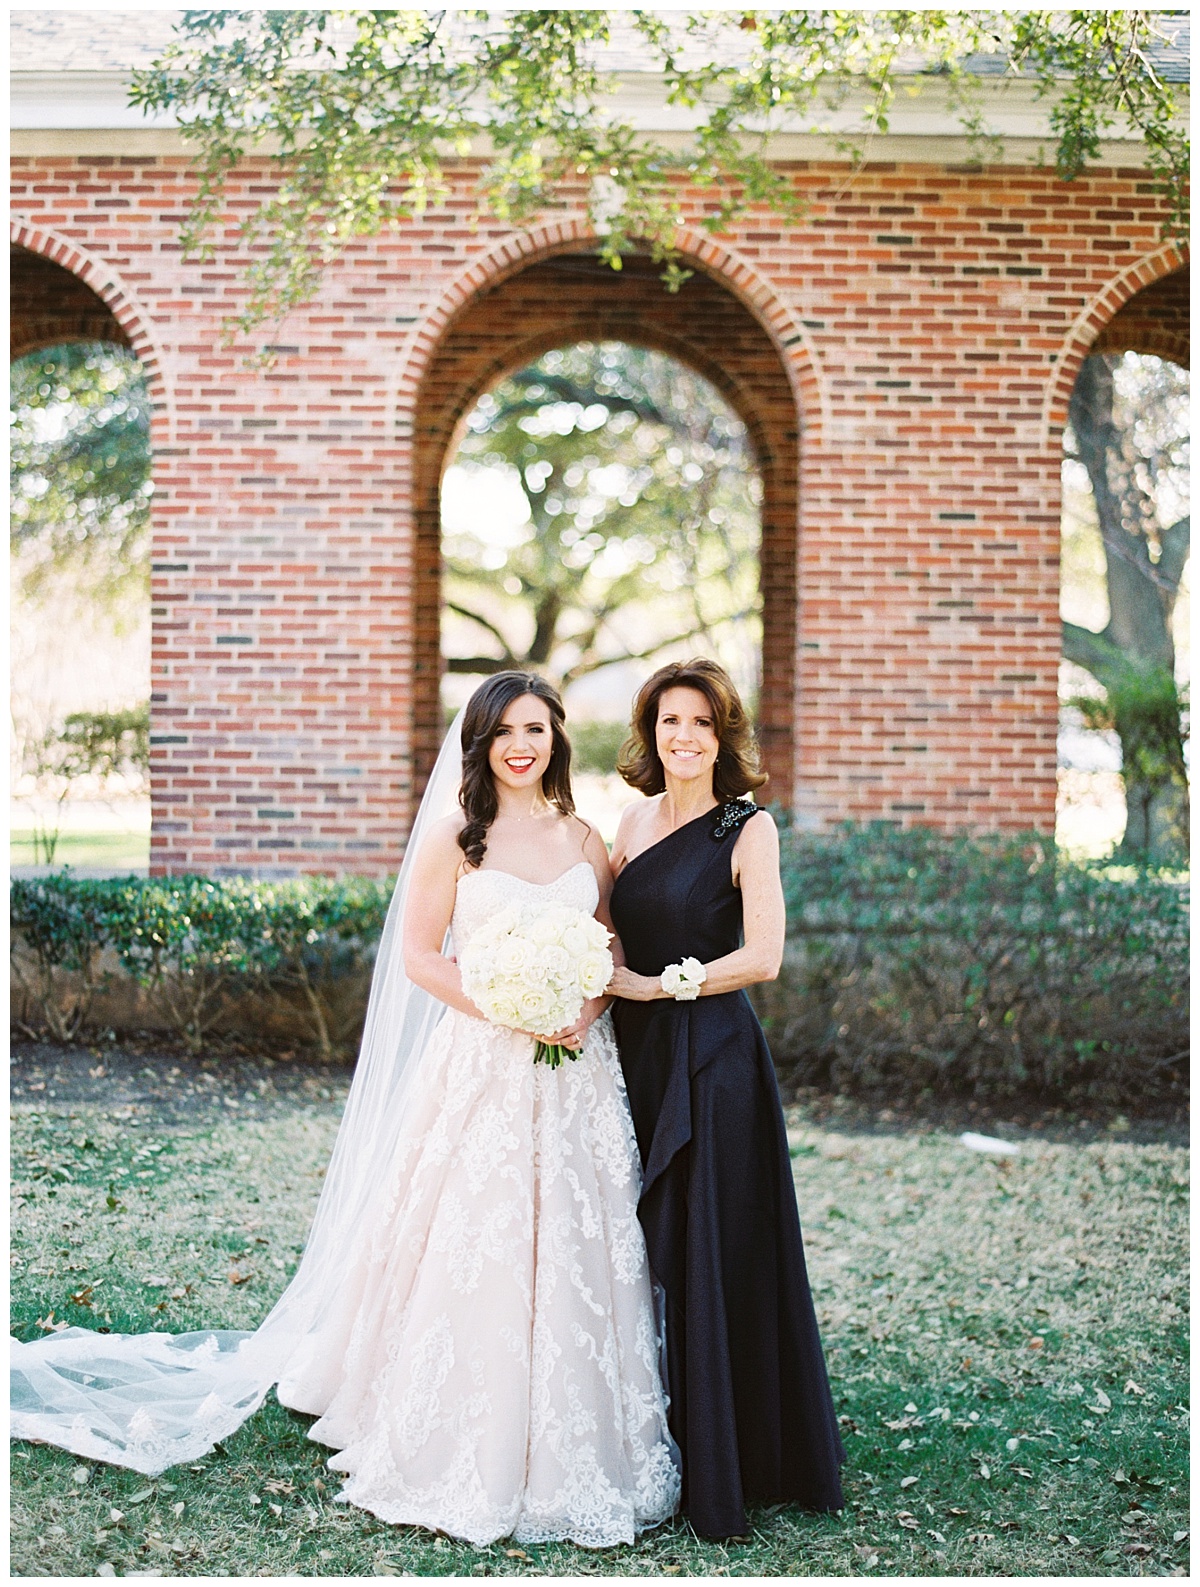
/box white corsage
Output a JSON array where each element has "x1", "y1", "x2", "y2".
[{"x1": 660, "y1": 957, "x2": 707, "y2": 1001}]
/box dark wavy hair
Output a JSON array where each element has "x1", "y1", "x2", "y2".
[
  {"x1": 617, "y1": 657, "x2": 767, "y2": 800},
  {"x1": 457, "y1": 672, "x2": 575, "y2": 868}
]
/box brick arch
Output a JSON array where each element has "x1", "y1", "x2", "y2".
[
  {"x1": 1041, "y1": 240, "x2": 1189, "y2": 442},
  {"x1": 9, "y1": 219, "x2": 170, "y2": 424},
  {"x1": 398, "y1": 229, "x2": 815, "y2": 800},
  {"x1": 392, "y1": 217, "x2": 827, "y2": 443},
  {"x1": 436, "y1": 317, "x2": 783, "y2": 488}
]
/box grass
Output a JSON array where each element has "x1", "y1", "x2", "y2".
[
  {"x1": 10, "y1": 1079, "x2": 1189, "y2": 1578},
  {"x1": 11, "y1": 829, "x2": 149, "y2": 871}
]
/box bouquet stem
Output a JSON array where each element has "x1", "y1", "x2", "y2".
[{"x1": 534, "y1": 1040, "x2": 577, "y2": 1068}]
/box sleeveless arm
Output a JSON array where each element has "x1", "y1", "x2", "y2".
[{"x1": 401, "y1": 816, "x2": 489, "y2": 1019}]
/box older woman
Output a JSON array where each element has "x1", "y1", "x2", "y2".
[{"x1": 607, "y1": 658, "x2": 843, "y2": 1540}]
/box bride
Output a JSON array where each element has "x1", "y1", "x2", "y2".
[{"x1": 11, "y1": 672, "x2": 680, "y2": 1548}]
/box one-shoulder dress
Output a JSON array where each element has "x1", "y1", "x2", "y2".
[{"x1": 609, "y1": 802, "x2": 844, "y2": 1539}]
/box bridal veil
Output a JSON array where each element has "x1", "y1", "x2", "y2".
[{"x1": 11, "y1": 716, "x2": 467, "y2": 1474}]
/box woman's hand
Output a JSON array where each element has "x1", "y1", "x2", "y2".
[
  {"x1": 606, "y1": 965, "x2": 663, "y2": 1003},
  {"x1": 541, "y1": 994, "x2": 605, "y2": 1052}
]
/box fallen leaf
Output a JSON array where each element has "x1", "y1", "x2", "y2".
[
  {"x1": 172, "y1": 1501, "x2": 185, "y2": 1518},
  {"x1": 1112, "y1": 1468, "x2": 1130, "y2": 1484},
  {"x1": 1015, "y1": 1467, "x2": 1033, "y2": 1479},
  {"x1": 896, "y1": 1513, "x2": 919, "y2": 1530},
  {"x1": 1092, "y1": 1387, "x2": 1112, "y2": 1410},
  {"x1": 1124, "y1": 1379, "x2": 1145, "y2": 1396},
  {"x1": 228, "y1": 1269, "x2": 251, "y2": 1286},
  {"x1": 72, "y1": 1464, "x2": 91, "y2": 1485},
  {"x1": 1173, "y1": 1530, "x2": 1189, "y2": 1543},
  {"x1": 269, "y1": 1502, "x2": 283, "y2": 1517},
  {"x1": 69, "y1": 1286, "x2": 95, "y2": 1308},
  {"x1": 108, "y1": 1509, "x2": 125, "y2": 1525},
  {"x1": 1006, "y1": 1437, "x2": 1020, "y2": 1452},
  {"x1": 506, "y1": 1549, "x2": 531, "y2": 1561},
  {"x1": 927, "y1": 1529, "x2": 946, "y2": 1543},
  {"x1": 1027, "y1": 1336, "x2": 1045, "y2": 1349},
  {"x1": 900, "y1": 1476, "x2": 918, "y2": 1488},
  {"x1": 97, "y1": 1567, "x2": 116, "y2": 1579},
  {"x1": 1066, "y1": 1534, "x2": 1080, "y2": 1546},
  {"x1": 948, "y1": 1507, "x2": 968, "y2": 1516},
  {"x1": 126, "y1": 1488, "x2": 154, "y2": 1505},
  {"x1": 978, "y1": 1464, "x2": 991, "y2": 1480}
]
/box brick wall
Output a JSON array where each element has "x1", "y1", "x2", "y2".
[{"x1": 8, "y1": 152, "x2": 1188, "y2": 874}]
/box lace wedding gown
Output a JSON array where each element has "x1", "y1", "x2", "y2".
[
  {"x1": 12, "y1": 861, "x2": 679, "y2": 1548},
  {"x1": 277, "y1": 860, "x2": 680, "y2": 1545}
]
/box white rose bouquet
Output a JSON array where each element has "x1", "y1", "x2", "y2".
[{"x1": 459, "y1": 903, "x2": 614, "y2": 1067}]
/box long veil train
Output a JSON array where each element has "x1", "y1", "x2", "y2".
[{"x1": 11, "y1": 717, "x2": 467, "y2": 1475}]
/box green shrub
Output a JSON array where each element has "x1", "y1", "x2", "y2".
[
  {"x1": 106, "y1": 877, "x2": 271, "y2": 1054},
  {"x1": 10, "y1": 875, "x2": 126, "y2": 1041},
  {"x1": 252, "y1": 877, "x2": 390, "y2": 1059},
  {"x1": 755, "y1": 823, "x2": 1189, "y2": 1104},
  {"x1": 10, "y1": 873, "x2": 391, "y2": 1057},
  {"x1": 10, "y1": 838, "x2": 1188, "y2": 1106}
]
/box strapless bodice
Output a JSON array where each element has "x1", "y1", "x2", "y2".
[{"x1": 451, "y1": 861, "x2": 599, "y2": 950}]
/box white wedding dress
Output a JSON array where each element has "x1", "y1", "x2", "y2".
[
  {"x1": 275, "y1": 860, "x2": 680, "y2": 1544},
  {"x1": 12, "y1": 713, "x2": 678, "y2": 1548}
]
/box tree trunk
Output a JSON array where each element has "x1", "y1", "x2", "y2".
[{"x1": 1066, "y1": 357, "x2": 1190, "y2": 860}]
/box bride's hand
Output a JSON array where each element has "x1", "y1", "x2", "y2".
[
  {"x1": 606, "y1": 966, "x2": 662, "y2": 1002},
  {"x1": 542, "y1": 997, "x2": 603, "y2": 1052}
]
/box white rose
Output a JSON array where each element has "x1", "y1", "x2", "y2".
[
  {"x1": 536, "y1": 944, "x2": 572, "y2": 981},
  {"x1": 577, "y1": 949, "x2": 612, "y2": 996},
  {"x1": 528, "y1": 913, "x2": 564, "y2": 946},
  {"x1": 494, "y1": 939, "x2": 530, "y2": 977}
]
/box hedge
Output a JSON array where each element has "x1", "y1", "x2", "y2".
[
  {"x1": 756, "y1": 823, "x2": 1189, "y2": 1105},
  {"x1": 10, "y1": 874, "x2": 389, "y2": 1057},
  {"x1": 10, "y1": 832, "x2": 1189, "y2": 1104}
]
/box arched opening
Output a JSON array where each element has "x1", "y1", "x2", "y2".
[
  {"x1": 439, "y1": 340, "x2": 763, "y2": 830},
  {"x1": 10, "y1": 246, "x2": 152, "y2": 872},
  {"x1": 410, "y1": 248, "x2": 802, "y2": 806},
  {"x1": 1057, "y1": 267, "x2": 1190, "y2": 861}
]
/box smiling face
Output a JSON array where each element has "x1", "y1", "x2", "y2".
[
  {"x1": 655, "y1": 685, "x2": 719, "y2": 788},
  {"x1": 487, "y1": 693, "x2": 555, "y2": 792}
]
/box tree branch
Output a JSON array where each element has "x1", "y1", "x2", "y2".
[
  {"x1": 444, "y1": 601, "x2": 515, "y2": 659},
  {"x1": 1061, "y1": 620, "x2": 1123, "y2": 686},
  {"x1": 1157, "y1": 514, "x2": 1191, "y2": 599}
]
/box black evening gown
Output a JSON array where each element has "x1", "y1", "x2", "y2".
[{"x1": 609, "y1": 801, "x2": 845, "y2": 1539}]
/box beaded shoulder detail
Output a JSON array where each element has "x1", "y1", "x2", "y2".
[{"x1": 711, "y1": 800, "x2": 759, "y2": 841}]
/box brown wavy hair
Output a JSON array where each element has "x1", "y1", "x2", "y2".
[
  {"x1": 457, "y1": 672, "x2": 575, "y2": 868},
  {"x1": 618, "y1": 658, "x2": 767, "y2": 799}
]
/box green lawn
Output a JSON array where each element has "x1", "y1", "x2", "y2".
[
  {"x1": 11, "y1": 829, "x2": 149, "y2": 871},
  {"x1": 10, "y1": 1087, "x2": 1188, "y2": 1578}
]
